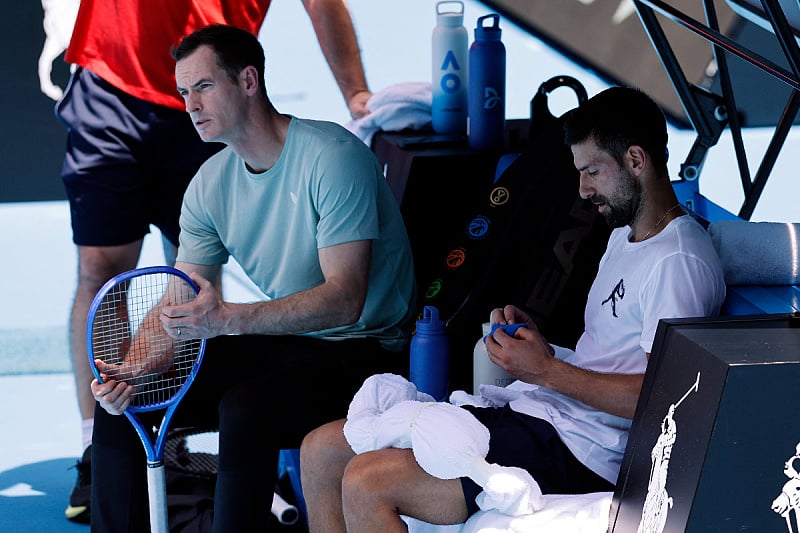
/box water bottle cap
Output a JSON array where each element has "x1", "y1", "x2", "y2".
[
  {"x1": 436, "y1": 1, "x2": 464, "y2": 27},
  {"x1": 475, "y1": 13, "x2": 502, "y2": 40},
  {"x1": 416, "y1": 305, "x2": 446, "y2": 333}
]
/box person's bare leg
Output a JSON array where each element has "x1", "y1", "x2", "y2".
[
  {"x1": 300, "y1": 419, "x2": 355, "y2": 533},
  {"x1": 65, "y1": 240, "x2": 146, "y2": 522},
  {"x1": 70, "y1": 241, "x2": 143, "y2": 424},
  {"x1": 342, "y1": 448, "x2": 470, "y2": 532}
]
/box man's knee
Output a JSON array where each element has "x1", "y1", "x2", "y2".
[
  {"x1": 301, "y1": 420, "x2": 350, "y2": 474},
  {"x1": 76, "y1": 242, "x2": 143, "y2": 288},
  {"x1": 300, "y1": 424, "x2": 327, "y2": 467},
  {"x1": 342, "y1": 449, "x2": 406, "y2": 501},
  {"x1": 341, "y1": 453, "x2": 380, "y2": 504}
]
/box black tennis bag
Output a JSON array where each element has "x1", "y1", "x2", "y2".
[{"x1": 418, "y1": 76, "x2": 612, "y2": 391}]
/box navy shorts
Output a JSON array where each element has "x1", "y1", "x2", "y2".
[
  {"x1": 459, "y1": 404, "x2": 615, "y2": 516},
  {"x1": 57, "y1": 68, "x2": 223, "y2": 247}
]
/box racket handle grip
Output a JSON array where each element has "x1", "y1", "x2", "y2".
[
  {"x1": 271, "y1": 491, "x2": 299, "y2": 525},
  {"x1": 147, "y1": 463, "x2": 169, "y2": 533}
]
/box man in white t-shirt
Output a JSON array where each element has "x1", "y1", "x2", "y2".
[{"x1": 298, "y1": 86, "x2": 726, "y2": 532}]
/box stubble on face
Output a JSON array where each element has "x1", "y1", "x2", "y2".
[
  {"x1": 574, "y1": 139, "x2": 644, "y2": 230},
  {"x1": 597, "y1": 164, "x2": 643, "y2": 229}
]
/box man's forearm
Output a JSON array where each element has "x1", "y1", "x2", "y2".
[
  {"x1": 223, "y1": 280, "x2": 365, "y2": 336},
  {"x1": 535, "y1": 357, "x2": 645, "y2": 419},
  {"x1": 304, "y1": 0, "x2": 370, "y2": 107}
]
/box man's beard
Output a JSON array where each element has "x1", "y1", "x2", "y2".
[{"x1": 597, "y1": 166, "x2": 642, "y2": 229}]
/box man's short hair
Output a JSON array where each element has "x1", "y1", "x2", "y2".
[
  {"x1": 563, "y1": 86, "x2": 669, "y2": 171},
  {"x1": 172, "y1": 24, "x2": 267, "y2": 97}
]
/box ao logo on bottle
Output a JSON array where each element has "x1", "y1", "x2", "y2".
[{"x1": 439, "y1": 51, "x2": 463, "y2": 94}]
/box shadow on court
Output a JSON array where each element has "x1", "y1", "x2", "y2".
[{"x1": 0, "y1": 458, "x2": 87, "y2": 532}]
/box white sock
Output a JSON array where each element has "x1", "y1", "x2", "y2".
[{"x1": 81, "y1": 418, "x2": 93, "y2": 451}]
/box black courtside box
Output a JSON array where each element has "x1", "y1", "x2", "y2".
[{"x1": 610, "y1": 313, "x2": 800, "y2": 532}]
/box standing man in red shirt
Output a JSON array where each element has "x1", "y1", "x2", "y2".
[{"x1": 57, "y1": 1, "x2": 372, "y2": 523}]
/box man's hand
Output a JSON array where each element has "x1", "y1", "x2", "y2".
[
  {"x1": 488, "y1": 303, "x2": 645, "y2": 419},
  {"x1": 91, "y1": 362, "x2": 134, "y2": 415},
  {"x1": 485, "y1": 319, "x2": 555, "y2": 383},
  {"x1": 160, "y1": 272, "x2": 225, "y2": 339},
  {"x1": 489, "y1": 305, "x2": 536, "y2": 329},
  {"x1": 348, "y1": 90, "x2": 371, "y2": 120}
]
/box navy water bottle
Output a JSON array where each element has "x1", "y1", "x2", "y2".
[
  {"x1": 409, "y1": 306, "x2": 450, "y2": 401},
  {"x1": 431, "y1": 1, "x2": 468, "y2": 135},
  {"x1": 468, "y1": 13, "x2": 506, "y2": 151}
]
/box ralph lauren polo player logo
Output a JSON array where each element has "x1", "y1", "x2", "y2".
[{"x1": 602, "y1": 279, "x2": 625, "y2": 317}]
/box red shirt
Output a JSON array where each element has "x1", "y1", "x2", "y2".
[{"x1": 66, "y1": 0, "x2": 271, "y2": 110}]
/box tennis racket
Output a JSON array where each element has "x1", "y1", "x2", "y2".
[{"x1": 87, "y1": 265, "x2": 206, "y2": 533}]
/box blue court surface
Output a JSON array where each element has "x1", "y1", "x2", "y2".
[{"x1": 1, "y1": 1, "x2": 797, "y2": 531}]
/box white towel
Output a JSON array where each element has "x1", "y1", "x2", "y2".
[
  {"x1": 345, "y1": 82, "x2": 432, "y2": 146},
  {"x1": 344, "y1": 374, "x2": 544, "y2": 516},
  {"x1": 344, "y1": 373, "x2": 434, "y2": 454},
  {"x1": 460, "y1": 492, "x2": 613, "y2": 533},
  {"x1": 405, "y1": 491, "x2": 612, "y2": 533},
  {"x1": 707, "y1": 220, "x2": 800, "y2": 285},
  {"x1": 347, "y1": 374, "x2": 614, "y2": 533}
]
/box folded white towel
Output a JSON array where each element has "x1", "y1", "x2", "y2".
[
  {"x1": 707, "y1": 220, "x2": 800, "y2": 285},
  {"x1": 344, "y1": 373, "x2": 434, "y2": 454},
  {"x1": 345, "y1": 82, "x2": 432, "y2": 146}
]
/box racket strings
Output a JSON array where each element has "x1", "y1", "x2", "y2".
[{"x1": 91, "y1": 272, "x2": 203, "y2": 408}]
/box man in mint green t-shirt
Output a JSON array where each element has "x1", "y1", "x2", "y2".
[{"x1": 88, "y1": 24, "x2": 415, "y2": 531}]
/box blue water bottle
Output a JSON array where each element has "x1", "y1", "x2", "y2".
[
  {"x1": 431, "y1": 1, "x2": 468, "y2": 135},
  {"x1": 409, "y1": 306, "x2": 450, "y2": 401},
  {"x1": 468, "y1": 13, "x2": 506, "y2": 151}
]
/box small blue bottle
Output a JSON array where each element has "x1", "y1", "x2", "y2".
[
  {"x1": 468, "y1": 13, "x2": 506, "y2": 151},
  {"x1": 409, "y1": 306, "x2": 450, "y2": 401}
]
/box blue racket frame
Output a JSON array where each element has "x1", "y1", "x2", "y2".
[{"x1": 86, "y1": 265, "x2": 207, "y2": 532}]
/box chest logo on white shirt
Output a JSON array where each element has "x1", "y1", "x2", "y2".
[{"x1": 602, "y1": 278, "x2": 625, "y2": 317}]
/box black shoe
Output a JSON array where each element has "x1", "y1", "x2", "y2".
[{"x1": 65, "y1": 446, "x2": 91, "y2": 524}]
